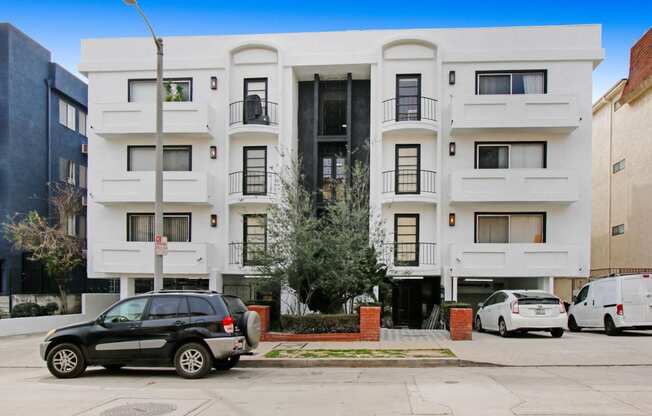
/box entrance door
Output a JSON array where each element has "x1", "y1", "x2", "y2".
[{"x1": 392, "y1": 279, "x2": 422, "y2": 328}]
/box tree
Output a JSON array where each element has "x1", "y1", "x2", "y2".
[
  {"x1": 256, "y1": 158, "x2": 389, "y2": 314},
  {"x1": 3, "y1": 183, "x2": 85, "y2": 314}
]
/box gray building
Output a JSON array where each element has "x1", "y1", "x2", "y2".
[{"x1": 0, "y1": 23, "x2": 92, "y2": 297}]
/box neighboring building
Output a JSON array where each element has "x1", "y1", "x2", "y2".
[
  {"x1": 592, "y1": 28, "x2": 652, "y2": 279},
  {"x1": 0, "y1": 23, "x2": 90, "y2": 298},
  {"x1": 81, "y1": 25, "x2": 601, "y2": 327}
]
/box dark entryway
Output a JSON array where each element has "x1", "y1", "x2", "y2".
[{"x1": 391, "y1": 276, "x2": 441, "y2": 329}]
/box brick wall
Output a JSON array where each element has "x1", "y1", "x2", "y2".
[
  {"x1": 247, "y1": 305, "x2": 381, "y2": 342},
  {"x1": 449, "y1": 308, "x2": 473, "y2": 341}
]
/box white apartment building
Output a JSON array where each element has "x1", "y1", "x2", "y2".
[{"x1": 80, "y1": 25, "x2": 602, "y2": 328}]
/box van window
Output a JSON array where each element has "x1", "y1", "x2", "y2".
[{"x1": 575, "y1": 286, "x2": 589, "y2": 304}]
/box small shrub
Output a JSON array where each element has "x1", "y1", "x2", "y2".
[
  {"x1": 280, "y1": 314, "x2": 359, "y2": 334},
  {"x1": 11, "y1": 302, "x2": 44, "y2": 318},
  {"x1": 440, "y1": 302, "x2": 472, "y2": 330},
  {"x1": 43, "y1": 302, "x2": 59, "y2": 315}
]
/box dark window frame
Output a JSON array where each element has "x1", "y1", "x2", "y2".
[
  {"x1": 395, "y1": 74, "x2": 422, "y2": 121},
  {"x1": 243, "y1": 77, "x2": 269, "y2": 125},
  {"x1": 126, "y1": 212, "x2": 192, "y2": 242},
  {"x1": 475, "y1": 70, "x2": 548, "y2": 95},
  {"x1": 394, "y1": 213, "x2": 420, "y2": 267},
  {"x1": 127, "y1": 77, "x2": 194, "y2": 102},
  {"x1": 243, "y1": 214, "x2": 267, "y2": 266},
  {"x1": 474, "y1": 212, "x2": 547, "y2": 243},
  {"x1": 612, "y1": 159, "x2": 625, "y2": 174},
  {"x1": 395, "y1": 144, "x2": 421, "y2": 194},
  {"x1": 127, "y1": 145, "x2": 192, "y2": 172},
  {"x1": 474, "y1": 141, "x2": 547, "y2": 169},
  {"x1": 611, "y1": 224, "x2": 625, "y2": 236},
  {"x1": 243, "y1": 146, "x2": 268, "y2": 196}
]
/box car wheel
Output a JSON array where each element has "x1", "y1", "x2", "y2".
[
  {"x1": 604, "y1": 315, "x2": 621, "y2": 336},
  {"x1": 475, "y1": 316, "x2": 484, "y2": 333},
  {"x1": 46, "y1": 343, "x2": 87, "y2": 379},
  {"x1": 214, "y1": 355, "x2": 241, "y2": 371},
  {"x1": 498, "y1": 318, "x2": 510, "y2": 338},
  {"x1": 550, "y1": 328, "x2": 564, "y2": 338},
  {"x1": 240, "y1": 311, "x2": 262, "y2": 349},
  {"x1": 102, "y1": 364, "x2": 125, "y2": 372},
  {"x1": 174, "y1": 342, "x2": 212, "y2": 379},
  {"x1": 568, "y1": 315, "x2": 581, "y2": 332}
]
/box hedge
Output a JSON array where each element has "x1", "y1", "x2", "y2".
[
  {"x1": 280, "y1": 314, "x2": 359, "y2": 334},
  {"x1": 439, "y1": 302, "x2": 472, "y2": 330},
  {"x1": 11, "y1": 302, "x2": 59, "y2": 318}
]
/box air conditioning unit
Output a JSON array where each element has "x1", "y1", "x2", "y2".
[{"x1": 81, "y1": 143, "x2": 88, "y2": 154}]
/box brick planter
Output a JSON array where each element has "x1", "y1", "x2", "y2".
[
  {"x1": 449, "y1": 308, "x2": 473, "y2": 341},
  {"x1": 246, "y1": 305, "x2": 381, "y2": 342}
]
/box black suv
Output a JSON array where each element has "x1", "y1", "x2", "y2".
[{"x1": 40, "y1": 291, "x2": 261, "y2": 379}]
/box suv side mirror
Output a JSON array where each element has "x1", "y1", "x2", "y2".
[
  {"x1": 477, "y1": 302, "x2": 484, "y2": 309},
  {"x1": 572, "y1": 295, "x2": 577, "y2": 303}
]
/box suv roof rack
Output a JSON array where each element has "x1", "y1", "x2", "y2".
[{"x1": 145, "y1": 289, "x2": 222, "y2": 295}]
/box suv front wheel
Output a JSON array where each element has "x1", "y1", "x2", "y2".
[
  {"x1": 46, "y1": 343, "x2": 87, "y2": 379},
  {"x1": 174, "y1": 342, "x2": 213, "y2": 379}
]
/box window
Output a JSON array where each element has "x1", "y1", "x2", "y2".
[
  {"x1": 128, "y1": 78, "x2": 192, "y2": 102},
  {"x1": 147, "y1": 297, "x2": 183, "y2": 320},
  {"x1": 127, "y1": 213, "x2": 191, "y2": 242},
  {"x1": 396, "y1": 74, "x2": 421, "y2": 121},
  {"x1": 612, "y1": 224, "x2": 625, "y2": 236},
  {"x1": 318, "y1": 81, "x2": 347, "y2": 136},
  {"x1": 58, "y1": 99, "x2": 77, "y2": 130},
  {"x1": 476, "y1": 70, "x2": 546, "y2": 95},
  {"x1": 575, "y1": 286, "x2": 589, "y2": 304},
  {"x1": 66, "y1": 215, "x2": 76, "y2": 236},
  {"x1": 394, "y1": 214, "x2": 419, "y2": 266},
  {"x1": 319, "y1": 144, "x2": 346, "y2": 203},
  {"x1": 243, "y1": 78, "x2": 268, "y2": 124},
  {"x1": 395, "y1": 144, "x2": 420, "y2": 194},
  {"x1": 476, "y1": 142, "x2": 545, "y2": 169},
  {"x1": 476, "y1": 213, "x2": 545, "y2": 243},
  {"x1": 78, "y1": 215, "x2": 86, "y2": 240},
  {"x1": 243, "y1": 214, "x2": 266, "y2": 266},
  {"x1": 613, "y1": 159, "x2": 625, "y2": 174},
  {"x1": 243, "y1": 146, "x2": 267, "y2": 195},
  {"x1": 103, "y1": 297, "x2": 148, "y2": 323},
  {"x1": 128, "y1": 146, "x2": 191, "y2": 171},
  {"x1": 79, "y1": 111, "x2": 87, "y2": 136},
  {"x1": 79, "y1": 165, "x2": 87, "y2": 189},
  {"x1": 188, "y1": 297, "x2": 215, "y2": 316},
  {"x1": 222, "y1": 296, "x2": 247, "y2": 315},
  {"x1": 59, "y1": 158, "x2": 76, "y2": 185}
]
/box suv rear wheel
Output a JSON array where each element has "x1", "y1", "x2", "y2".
[
  {"x1": 214, "y1": 355, "x2": 240, "y2": 371},
  {"x1": 174, "y1": 342, "x2": 212, "y2": 379},
  {"x1": 46, "y1": 343, "x2": 86, "y2": 379}
]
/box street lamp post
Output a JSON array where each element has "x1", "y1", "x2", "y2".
[{"x1": 124, "y1": 0, "x2": 164, "y2": 292}]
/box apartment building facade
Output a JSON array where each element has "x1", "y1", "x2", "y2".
[
  {"x1": 592, "y1": 28, "x2": 652, "y2": 278},
  {"x1": 81, "y1": 25, "x2": 601, "y2": 327},
  {"x1": 0, "y1": 24, "x2": 91, "y2": 300}
]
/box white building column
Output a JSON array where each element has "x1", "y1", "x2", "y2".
[
  {"x1": 120, "y1": 277, "x2": 135, "y2": 299},
  {"x1": 209, "y1": 270, "x2": 223, "y2": 292},
  {"x1": 452, "y1": 277, "x2": 459, "y2": 301}
]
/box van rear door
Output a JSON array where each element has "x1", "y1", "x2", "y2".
[{"x1": 622, "y1": 276, "x2": 652, "y2": 325}]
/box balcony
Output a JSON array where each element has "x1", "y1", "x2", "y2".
[
  {"x1": 228, "y1": 99, "x2": 279, "y2": 138},
  {"x1": 381, "y1": 96, "x2": 438, "y2": 134},
  {"x1": 449, "y1": 169, "x2": 579, "y2": 204},
  {"x1": 92, "y1": 242, "x2": 210, "y2": 275},
  {"x1": 92, "y1": 102, "x2": 217, "y2": 139},
  {"x1": 93, "y1": 171, "x2": 211, "y2": 205},
  {"x1": 381, "y1": 242, "x2": 438, "y2": 269},
  {"x1": 381, "y1": 169, "x2": 437, "y2": 204},
  {"x1": 449, "y1": 244, "x2": 585, "y2": 277},
  {"x1": 227, "y1": 171, "x2": 279, "y2": 205},
  {"x1": 450, "y1": 94, "x2": 579, "y2": 134},
  {"x1": 228, "y1": 242, "x2": 267, "y2": 267}
]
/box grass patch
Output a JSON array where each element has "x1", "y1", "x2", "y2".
[{"x1": 264, "y1": 348, "x2": 456, "y2": 359}]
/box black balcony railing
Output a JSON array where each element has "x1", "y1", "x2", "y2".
[
  {"x1": 229, "y1": 98, "x2": 278, "y2": 126},
  {"x1": 229, "y1": 242, "x2": 267, "y2": 266},
  {"x1": 382, "y1": 96, "x2": 437, "y2": 123},
  {"x1": 382, "y1": 169, "x2": 436, "y2": 194},
  {"x1": 381, "y1": 242, "x2": 437, "y2": 267},
  {"x1": 228, "y1": 171, "x2": 279, "y2": 196}
]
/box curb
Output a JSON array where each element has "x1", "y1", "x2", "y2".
[{"x1": 239, "y1": 358, "x2": 498, "y2": 368}]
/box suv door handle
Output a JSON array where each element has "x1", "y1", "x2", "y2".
[{"x1": 174, "y1": 321, "x2": 185, "y2": 326}]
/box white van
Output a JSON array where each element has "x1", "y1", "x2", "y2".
[{"x1": 567, "y1": 274, "x2": 652, "y2": 335}]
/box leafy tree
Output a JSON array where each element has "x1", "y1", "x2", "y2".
[{"x1": 3, "y1": 183, "x2": 85, "y2": 314}]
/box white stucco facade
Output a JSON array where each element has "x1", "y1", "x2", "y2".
[{"x1": 80, "y1": 25, "x2": 602, "y2": 303}]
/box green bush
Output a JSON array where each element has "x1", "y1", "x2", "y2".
[
  {"x1": 43, "y1": 302, "x2": 59, "y2": 315},
  {"x1": 280, "y1": 314, "x2": 359, "y2": 334},
  {"x1": 440, "y1": 302, "x2": 472, "y2": 330},
  {"x1": 11, "y1": 302, "x2": 45, "y2": 318}
]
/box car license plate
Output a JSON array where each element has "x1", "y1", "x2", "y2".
[{"x1": 536, "y1": 306, "x2": 545, "y2": 315}]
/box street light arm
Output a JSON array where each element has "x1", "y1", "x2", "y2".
[{"x1": 132, "y1": 3, "x2": 162, "y2": 50}]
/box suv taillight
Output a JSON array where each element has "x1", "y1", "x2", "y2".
[
  {"x1": 223, "y1": 316, "x2": 234, "y2": 334},
  {"x1": 560, "y1": 301, "x2": 566, "y2": 313},
  {"x1": 616, "y1": 304, "x2": 624, "y2": 316},
  {"x1": 511, "y1": 300, "x2": 519, "y2": 314}
]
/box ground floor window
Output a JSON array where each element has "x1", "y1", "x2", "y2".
[
  {"x1": 475, "y1": 213, "x2": 545, "y2": 243},
  {"x1": 127, "y1": 213, "x2": 191, "y2": 242}
]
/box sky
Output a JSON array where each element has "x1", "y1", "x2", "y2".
[{"x1": 2, "y1": 0, "x2": 650, "y2": 101}]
